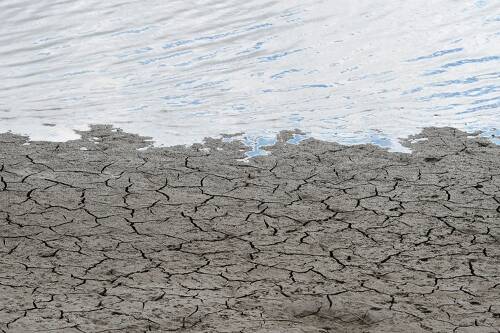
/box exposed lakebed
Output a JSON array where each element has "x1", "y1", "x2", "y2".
[{"x1": 0, "y1": 126, "x2": 499, "y2": 332}]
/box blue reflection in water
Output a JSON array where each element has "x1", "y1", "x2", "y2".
[
  {"x1": 441, "y1": 56, "x2": 500, "y2": 68},
  {"x1": 406, "y1": 48, "x2": 464, "y2": 62},
  {"x1": 370, "y1": 136, "x2": 393, "y2": 149},
  {"x1": 243, "y1": 136, "x2": 277, "y2": 157},
  {"x1": 287, "y1": 134, "x2": 307, "y2": 145},
  {"x1": 460, "y1": 99, "x2": 500, "y2": 114},
  {"x1": 258, "y1": 49, "x2": 305, "y2": 62},
  {"x1": 419, "y1": 85, "x2": 498, "y2": 101}
]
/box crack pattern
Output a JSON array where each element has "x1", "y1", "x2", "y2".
[{"x1": 0, "y1": 125, "x2": 499, "y2": 333}]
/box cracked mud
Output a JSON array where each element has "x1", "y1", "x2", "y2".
[{"x1": 1, "y1": 126, "x2": 499, "y2": 333}]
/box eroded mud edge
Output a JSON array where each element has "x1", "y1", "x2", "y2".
[{"x1": 0, "y1": 125, "x2": 499, "y2": 333}]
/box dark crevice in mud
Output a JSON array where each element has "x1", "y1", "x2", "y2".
[{"x1": 0, "y1": 125, "x2": 499, "y2": 332}]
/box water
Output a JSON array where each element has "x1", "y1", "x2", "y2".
[{"x1": 1, "y1": 0, "x2": 499, "y2": 152}]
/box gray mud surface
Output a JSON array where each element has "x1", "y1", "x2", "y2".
[{"x1": 1, "y1": 126, "x2": 499, "y2": 333}]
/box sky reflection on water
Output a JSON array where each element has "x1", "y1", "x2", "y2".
[{"x1": 0, "y1": 0, "x2": 499, "y2": 152}]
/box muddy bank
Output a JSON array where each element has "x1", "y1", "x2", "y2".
[{"x1": 1, "y1": 126, "x2": 499, "y2": 332}]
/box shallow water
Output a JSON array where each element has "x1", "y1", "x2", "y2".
[{"x1": 1, "y1": 0, "x2": 499, "y2": 152}]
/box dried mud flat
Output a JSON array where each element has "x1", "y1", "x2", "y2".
[{"x1": 0, "y1": 126, "x2": 499, "y2": 333}]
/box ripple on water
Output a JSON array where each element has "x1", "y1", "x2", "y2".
[{"x1": 0, "y1": 0, "x2": 498, "y2": 152}]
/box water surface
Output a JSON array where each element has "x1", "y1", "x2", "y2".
[{"x1": 1, "y1": 0, "x2": 499, "y2": 151}]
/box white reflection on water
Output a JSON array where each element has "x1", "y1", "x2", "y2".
[{"x1": 0, "y1": 0, "x2": 499, "y2": 151}]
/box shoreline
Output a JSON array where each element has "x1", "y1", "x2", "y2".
[{"x1": 1, "y1": 125, "x2": 499, "y2": 332}]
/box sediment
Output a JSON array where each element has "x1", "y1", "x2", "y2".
[{"x1": 0, "y1": 125, "x2": 499, "y2": 332}]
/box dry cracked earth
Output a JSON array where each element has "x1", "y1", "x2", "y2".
[{"x1": 0, "y1": 126, "x2": 499, "y2": 333}]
